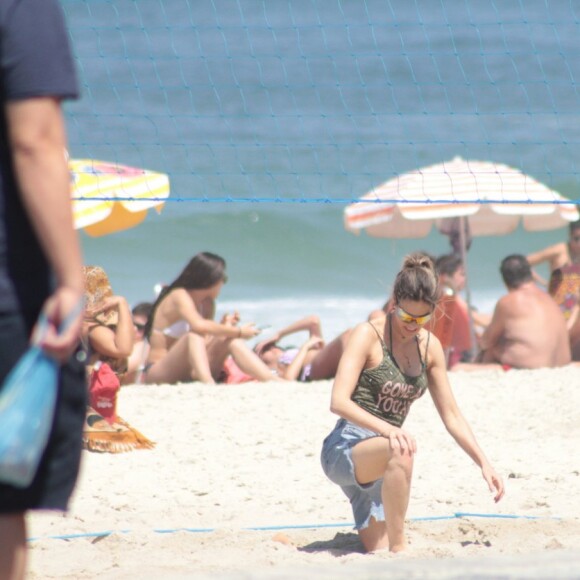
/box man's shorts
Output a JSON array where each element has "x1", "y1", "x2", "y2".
[{"x1": 0, "y1": 310, "x2": 86, "y2": 513}]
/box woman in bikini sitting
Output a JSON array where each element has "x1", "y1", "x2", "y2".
[
  {"x1": 254, "y1": 315, "x2": 352, "y2": 381},
  {"x1": 82, "y1": 266, "x2": 154, "y2": 452},
  {"x1": 82, "y1": 265, "x2": 134, "y2": 378},
  {"x1": 143, "y1": 251, "x2": 282, "y2": 385}
]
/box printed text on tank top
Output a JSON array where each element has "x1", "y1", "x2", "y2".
[{"x1": 349, "y1": 316, "x2": 430, "y2": 428}]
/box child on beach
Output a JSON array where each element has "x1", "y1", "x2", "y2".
[
  {"x1": 143, "y1": 252, "x2": 282, "y2": 384},
  {"x1": 320, "y1": 252, "x2": 504, "y2": 553}
]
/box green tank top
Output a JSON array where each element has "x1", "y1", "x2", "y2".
[{"x1": 351, "y1": 315, "x2": 430, "y2": 428}]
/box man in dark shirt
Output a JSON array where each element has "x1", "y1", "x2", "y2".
[{"x1": 0, "y1": 1, "x2": 86, "y2": 577}]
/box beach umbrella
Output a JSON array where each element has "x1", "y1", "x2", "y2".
[
  {"x1": 344, "y1": 156, "x2": 579, "y2": 356},
  {"x1": 344, "y1": 157, "x2": 578, "y2": 239},
  {"x1": 70, "y1": 159, "x2": 170, "y2": 237}
]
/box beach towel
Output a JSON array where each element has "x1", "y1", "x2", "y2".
[
  {"x1": 221, "y1": 357, "x2": 256, "y2": 384},
  {"x1": 82, "y1": 407, "x2": 155, "y2": 453}
]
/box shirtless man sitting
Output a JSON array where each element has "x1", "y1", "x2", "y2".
[{"x1": 453, "y1": 254, "x2": 571, "y2": 371}]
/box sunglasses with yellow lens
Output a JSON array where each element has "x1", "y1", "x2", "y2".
[{"x1": 394, "y1": 306, "x2": 432, "y2": 326}]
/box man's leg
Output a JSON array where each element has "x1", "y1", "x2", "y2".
[{"x1": 0, "y1": 513, "x2": 27, "y2": 580}]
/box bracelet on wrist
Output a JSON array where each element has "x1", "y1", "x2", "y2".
[{"x1": 238, "y1": 327, "x2": 242, "y2": 338}]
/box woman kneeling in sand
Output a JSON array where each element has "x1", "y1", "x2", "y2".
[
  {"x1": 321, "y1": 253, "x2": 504, "y2": 553},
  {"x1": 143, "y1": 252, "x2": 281, "y2": 385}
]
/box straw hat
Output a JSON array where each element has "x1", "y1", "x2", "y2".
[{"x1": 83, "y1": 265, "x2": 117, "y2": 325}]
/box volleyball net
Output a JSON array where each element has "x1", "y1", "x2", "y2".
[{"x1": 62, "y1": 0, "x2": 580, "y2": 206}]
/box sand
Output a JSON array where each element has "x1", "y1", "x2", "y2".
[{"x1": 27, "y1": 366, "x2": 580, "y2": 579}]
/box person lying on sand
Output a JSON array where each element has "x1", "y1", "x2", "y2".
[{"x1": 254, "y1": 315, "x2": 351, "y2": 381}]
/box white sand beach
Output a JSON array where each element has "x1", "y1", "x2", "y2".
[{"x1": 27, "y1": 366, "x2": 580, "y2": 579}]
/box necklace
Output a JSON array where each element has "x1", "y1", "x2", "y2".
[{"x1": 387, "y1": 312, "x2": 422, "y2": 374}]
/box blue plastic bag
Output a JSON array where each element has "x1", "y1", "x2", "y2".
[
  {"x1": 0, "y1": 343, "x2": 58, "y2": 487},
  {"x1": 0, "y1": 307, "x2": 80, "y2": 488}
]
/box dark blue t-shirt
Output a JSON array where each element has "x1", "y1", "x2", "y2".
[{"x1": 0, "y1": 0, "x2": 79, "y2": 312}]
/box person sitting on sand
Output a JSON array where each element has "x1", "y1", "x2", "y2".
[
  {"x1": 527, "y1": 219, "x2": 580, "y2": 317},
  {"x1": 527, "y1": 219, "x2": 580, "y2": 287},
  {"x1": 320, "y1": 252, "x2": 504, "y2": 553},
  {"x1": 82, "y1": 265, "x2": 134, "y2": 377},
  {"x1": 143, "y1": 251, "x2": 283, "y2": 385},
  {"x1": 527, "y1": 220, "x2": 580, "y2": 359},
  {"x1": 434, "y1": 254, "x2": 491, "y2": 368},
  {"x1": 122, "y1": 302, "x2": 153, "y2": 385},
  {"x1": 453, "y1": 254, "x2": 571, "y2": 371},
  {"x1": 82, "y1": 266, "x2": 154, "y2": 452},
  {"x1": 254, "y1": 315, "x2": 351, "y2": 381}
]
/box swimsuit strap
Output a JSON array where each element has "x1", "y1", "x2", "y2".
[{"x1": 367, "y1": 320, "x2": 387, "y2": 350}]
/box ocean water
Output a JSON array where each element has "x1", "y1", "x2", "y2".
[
  {"x1": 80, "y1": 203, "x2": 563, "y2": 343},
  {"x1": 65, "y1": 0, "x2": 578, "y2": 342}
]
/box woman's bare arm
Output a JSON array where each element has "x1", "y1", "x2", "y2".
[{"x1": 426, "y1": 342, "x2": 505, "y2": 502}]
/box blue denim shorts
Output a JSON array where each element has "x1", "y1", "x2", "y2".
[{"x1": 320, "y1": 418, "x2": 385, "y2": 530}]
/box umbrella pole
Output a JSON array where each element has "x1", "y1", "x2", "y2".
[{"x1": 459, "y1": 216, "x2": 478, "y2": 361}]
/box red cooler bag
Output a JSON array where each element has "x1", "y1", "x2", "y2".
[{"x1": 89, "y1": 362, "x2": 120, "y2": 423}]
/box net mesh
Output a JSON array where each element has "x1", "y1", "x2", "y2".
[{"x1": 62, "y1": 0, "x2": 580, "y2": 206}]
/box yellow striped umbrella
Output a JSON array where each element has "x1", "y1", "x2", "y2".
[
  {"x1": 70, "y1": 159, "x2": 170, "y2": 237},
  {"x1": 344, "y1": 157, "x2": 578, "y2": 239}
]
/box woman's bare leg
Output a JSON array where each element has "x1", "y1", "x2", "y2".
[
  {"x1": 205, "y1": 336, "x2": 233, "y2": 379},
  {"x1": 228, "y1": 339, "x2": 282, "y2": 381},
  {"x1": 309, "y1": 328, "x2": 352, "y2": 380},
  {"x1": 145, "y1": 333, "x2": 214, "y2": 384},
  {"x1": 358, "y1": 516, "x2": 389, "y2": 553},
  {"x1": 351, "y1": 436, "x2": 414, "y2": 552}
]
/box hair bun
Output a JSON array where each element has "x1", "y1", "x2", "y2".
[{"x1": 403, "y1": 252, "x2": 435, "y2": 272}]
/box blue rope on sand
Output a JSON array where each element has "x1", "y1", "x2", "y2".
[
  {"x1": 454, "y1": 512, "x2": 560, "y2": 520},
  {"x1": 26, "y1": 512, "x2": 561, "y2": 542}
]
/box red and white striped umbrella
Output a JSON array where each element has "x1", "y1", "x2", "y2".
[
  {"x1": 345, "y1": 157, "x2": 579, "y2": 359},
  {"x1": 344, "y1": 157, "x2": 578, "y2": 239}
]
